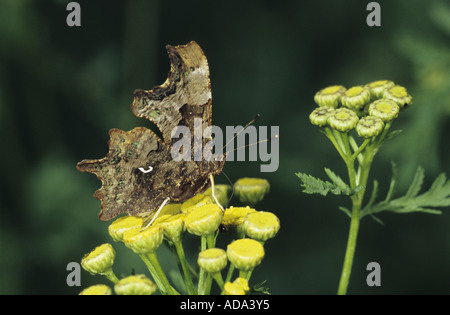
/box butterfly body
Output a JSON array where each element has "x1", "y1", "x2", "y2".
[{"x1": 77, "y1": 41, "x2": 224, "y2": 221}]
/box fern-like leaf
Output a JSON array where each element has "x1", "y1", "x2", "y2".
[
  {"x1": 295, "y1": 168, "x2": 364, "y2": 196},
  {"x1": 361, "y1": 166, "x2": 450, "y2": 218}
]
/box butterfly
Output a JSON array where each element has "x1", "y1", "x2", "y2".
[{"x1": 77, "y1": 41, "x2": 225, "y2": 221}]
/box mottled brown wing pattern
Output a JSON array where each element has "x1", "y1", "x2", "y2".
[
  {"x1": 77, "y1": 127, "x2": 211, "y2": 220},
  {"x1": 77, "y1": 41, "x2": 225, "y2": 221},
  {"x1": 131, "y1": 41, "x2": 212, "y2": 147}
]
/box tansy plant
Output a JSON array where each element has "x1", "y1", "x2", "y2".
[
  {"x1": 297, "y1": 80, "x2": 450, "y2": 295},
  {"x1": 79, "y1": 178, "x2": 280, "y2": 295}
]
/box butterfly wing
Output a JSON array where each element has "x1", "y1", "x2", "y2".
[
  {"x1": 131, "y1": 41, "x2": 212, "y2": 147},
  {"x1": 77, "y1": 127, "x2": 210, "y2": 220},
  {"x1": 77, "y1": 42, "x2": 223, "y2": 221}
]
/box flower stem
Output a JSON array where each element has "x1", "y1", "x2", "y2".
[
  {"x1": 103, "y1": 268, "x2": 119, "y2": 284},
  {"x1": 140, "y1": 252, "x2": 179, "y2": 295},
  {"x1": 225, "y1": 263, "x2": 235, "y2": 283},
  {"x1": 337, "y1": 199, "x2": 361, "y2": 295},
  {"x1": 338, "y1": 141, "x2": 375, "y2": 295},
  {"x1": 211, "y1": 272, "x2": 225, "y2": 289},
  {"x1": 197, "y1": 233, "x2": 218, "y2": 295},
  {"x1": 173, "y1": 240, "x2": 197, "y2": 295}
]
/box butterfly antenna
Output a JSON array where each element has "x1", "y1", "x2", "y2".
[
  {"x1": 223, "y1": 134, "x2": 277, "y2": 156},
  {"x1": 221, "y1": 114, "x2": 260, "y2": 155},
  {"x1": 221, "y1": 170, "x2": 235, "y2": 208}
]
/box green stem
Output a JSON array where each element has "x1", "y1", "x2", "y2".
[
  {"x1": 173, "y1": 240, "x2": 197, "y2": 295},
  {"x1": 225, "y1": 263, "x2": 235, "y2": 283},
  {"x1": 141, "y1": 252, "x2": 180, "y2": 295},
  {"x1": 338, "y1": 154, "x2": 374, "y2": 295},
  {"x1": 139, "y1": 253, "x2": 167, "y2": 294},
  {"x1": 324, "y1": 127, "x2": 346, "y2": 160},
  {"x1": 198, "y1": 236, "x2": 208, "y2": 295},
  {"x1": 211, "y1": 272, "x2": 225, "y2": 289},
  {"x1": 103, "y1": 268, "x2": 119, "y2": 284},
  {"x1": 239, "y1": 270, "x2": 249, "y2": 280}
]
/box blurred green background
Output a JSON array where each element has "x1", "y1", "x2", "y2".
[{"x1": 1, "y1": 0, "x2": 450, "y2": 294}]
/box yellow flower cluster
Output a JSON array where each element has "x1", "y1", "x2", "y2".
[
  {"x1": 311, "y1": 80, "x2": 413, "y2": 137},
  {"x1": 79, "y1": 178, "x2": 279, "y2": 295}
]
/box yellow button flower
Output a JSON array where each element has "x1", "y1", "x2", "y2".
[
  {"x1": 365, "y1": 80, "x2": 395, "y2": 100},
  {"x1": 108, "y1": 215, "x2": 144, "y2": 243},
  {"x1": 81, "y1": 243, "x2": 116, "y2": 276},
  {"x1": 314, "y1": 85, "x2": 346, "y2": 108},
  {"x1": 198, "y1": 248, "x2": 228, "y2": 274},
  {"x1": 244, "y1": 211, "x2": 280, "y2": 242},
  {"x1": 310, "y1": 106, "x2": 335, "y2": 127},
  {"x1": 227, "y1": 238, "x2": 265, "y2": 272},
  {"x1": 355, "y1": 116, "x2": 385, "y2": 138},
  {"x1": 156, "y1": 213, "x2": 185, "y2": 243},
  {"x1": 123, "y1": 225, "x2": 164, "y2": 254},
  {"x1": 181, "y1": 193, "x2": 212, "y2": 214},
  {"x1": 328, "y1": 108, "x2": 359, "y2": 132},
  {"x1": 233, "y1": 277, "x2": 250, "y2": 292},
  {"x1": 222, "y1": 206, "x2": 256, "y2": 228},
  {"x1": 204, "y1": 184, "x2": 232, "y2": 208},
  {"x1": 223, "y1": 277, "x2": 250, "y2": 295},
  {"x1": 234, "y1": 178, "x2": 270, "y2": 205},
  {"x1": 79, "y1": 284, "x2": 112, "y2": 295},
  {"x1": 184, "y1": 204, "x2": 223, "y2": 236},
  {"x1": 383, "y1": 85, "x2": 413, "y2": 109},
  {"x1": 368, "y1": 99, "x2": 400, "y2": 122},
  {"x1": 114, "y1": 274, "x2": 157, "y2": 295},
  {"x1": 341, "y1": 86, "x2": 371, "y2": 110}
]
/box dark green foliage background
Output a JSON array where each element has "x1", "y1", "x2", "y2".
[{"x1": 1, "y1": 0, "x2": 450, "y2": 294}]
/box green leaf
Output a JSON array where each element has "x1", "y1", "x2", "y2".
[
  {"x1": 295, "y1": 169, "x2": 364, "y2": 196},
  {"x1": 338, "y1": 206, "x2": 352, "y2": 218},
  {"x1": 361, "y1": 166, "x2": 450, "y2": 218},
  {"x1": 252, "y1": 280, "x2": 271, "y2": 295},
  {"x1": 383, "y1": 129, "x2": 403, "y2": 143}
]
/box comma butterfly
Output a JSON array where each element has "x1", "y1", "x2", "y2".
[{"x1": 77, "y1": 41, "x2": 224, "y2": 221}]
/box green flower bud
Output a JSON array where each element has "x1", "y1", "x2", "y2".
[
  {"x1": 244, "y1": 211, "x2": 280, "y2": 242},
  {"x1": 81, "y1": 243, "x2": 116, "y2": 276},
  {"x1": 108, "y1": 215, "x2": 144, "y2": 243},
  {"x1": 227, "y1": 238, "x2": 265, "y2": 272},
  {"x1": 314, "y1": 85, "x2": 346, "y2": 108},
  {"x1": 356, "y1": 116, "x2": 385, "y2": 138},
  {"x1": 198, "y1": 248, "x2": 228, "y2": 274},
  {"x1": 79, "y1": 284, "x2": 112, "y2": 295},
  {"x1": 341, "y1": 86, "x2": 371, "y2": 110},
  {"x1": 383, "y1": 85, "x2": 413, "y2": 109},
  {"x1": 327, "y1": 108, "x2": 359, "y2": 132},
  {"x1": 114, "y1": 274, "x2": 157, "y2": 295},
  {"x1": 365, "y1": 80, "x2": 395, "y2": 100},
  {"x1": 368, "y1": 99, "x2": 400, "y2": 122},
  {"x1": 123, "y1": 225, "x2": 164, "y2": 254},
  {"x1": 181, "y1": 193, "x2": 212, "y2": 214},
  {"x1": 309, "y1": 106, "x2": 335, "y2": 127},
  {"x1": 234, "y1": 178, "x2": 270, "y2": 205},
  {"x1": 184, "y1": 204, "x2": 223, "y2": 236},
  {"x1": 204, "y1": 184, "x2": 232, "y2": 208},
  {"x1": 156, "y1": 213, "x2": 185, "y2": 243}
]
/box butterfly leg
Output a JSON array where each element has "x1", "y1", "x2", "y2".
[
  {"x1": 141, "y1": 197, "x2": 171, "y2": 231},
  {"x1": 210, "y1": 174, "x2": 224, "y2": 212}
]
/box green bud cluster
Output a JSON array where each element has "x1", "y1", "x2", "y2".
[{"x1": 310, "y1": 80, "x2": 412, "y2": 137}]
